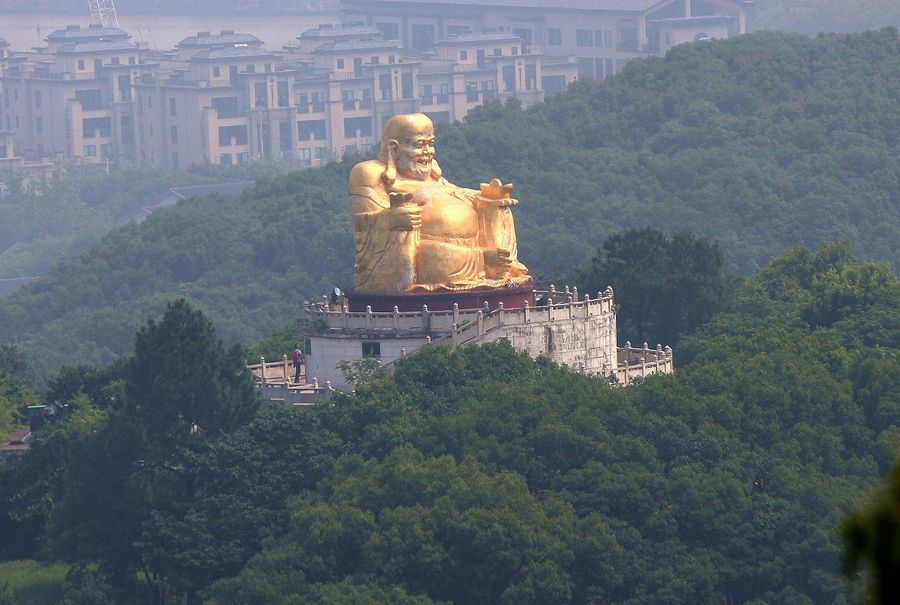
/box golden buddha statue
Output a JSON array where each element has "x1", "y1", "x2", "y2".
[{"x1": 349, "y1": 113, "x2": 530, "y2": 293}]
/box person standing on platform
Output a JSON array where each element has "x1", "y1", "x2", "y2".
[{"x1": 292, "y1": 344, "x2": 304, "y2": 383}]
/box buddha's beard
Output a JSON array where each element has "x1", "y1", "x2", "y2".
[{"x1": 401, "y1": 158, "x2": 433, "y2": 181}]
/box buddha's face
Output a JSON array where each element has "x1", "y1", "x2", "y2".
[{"x1": 394, "y1": 124, "x2": 436, "y2": 181}]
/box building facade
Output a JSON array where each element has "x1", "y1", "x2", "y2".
[
  {"x1": 0, "y1": 20, "x2": 577, "y2": 172},
  {"x1": 341, "y1": 0, "x2": 753, "y2": 80}
]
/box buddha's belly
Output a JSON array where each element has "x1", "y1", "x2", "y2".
[{"x1": 417, "y1": 190, "x2": 478, "y2": 239}]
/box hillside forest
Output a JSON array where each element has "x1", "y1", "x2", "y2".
[
  {"x1": 0, "y1": 25, "x2": 898, "y2": 605},
  {"x1": 0, "y1": 236, "x2": 898, "y2": 604},
  {"x1": 0, "y1": 28, "x2": 896, "y2": 379}
]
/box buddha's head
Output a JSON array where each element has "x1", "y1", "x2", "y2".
[{"x1": 379, "y1": 113, "x2": 442, "y2": 185}]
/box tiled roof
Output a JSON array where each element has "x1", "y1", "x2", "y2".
[
  {"x1": 314, "y1": 40, "x2": 402, "y2": 52},
  {"x1": 56, "y1": 40, "x2": 137, "y2": 54},
  {"x1": 343, "y1": 0, "x2": 673, "y2": 11},
  {"x1": 47, "y1": 25, "x2": 130, "y2": 41},
  {"x1": 191, "y1": 47, "x2": 276, "y2": 60},
  {"x1": 177, "y1": 32, "x2": 263, "y2": 47},
  {"x1": 299, "y1": 26, "x2": 383, "y2": 39}
]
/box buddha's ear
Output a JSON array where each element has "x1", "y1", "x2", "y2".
[
  {"x1": 431, "y1": 158, "x2": 443, "y2": 179},
  {"x1": 383, "y1": 140, "x2": 398, "y2": 185}
]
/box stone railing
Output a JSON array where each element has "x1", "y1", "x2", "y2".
[
  {"x1": 613, "y1": 341, "x2": 674, "y2": 384},
  {"x1": 303, "y1": 286, "x2": 616, "y2": 339},
  {"x1": 246, "y1": 356, "x2": 334, "y2": 405}
]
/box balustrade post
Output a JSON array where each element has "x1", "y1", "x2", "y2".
[
  {"x1": 283, "y1": 354, "x2": 289, "y2": 383},
  {"x1": 366, "y1": 305, "x2": 372, "y2": 330},
  {"x1": 422, "y1": 304, "x2": 431, "y2": 333},
  {"x1": 393, "y1": 305, "x2": 400, "y2": 332},
  {"x1": 523, "y1": 300, "x2": 530, "y2": 323},
  {"x1": 477, "y1": 310, "x2": 484, "y2": 335},
  {"x1": 498, "y1": 301, "x2": 504, "y2": 325},
  {"x1": 547, "y1": 298, "x2": 553, "y2": 322},
  {"x1": 452, "y1": 302, "x2": 459, "y2": 326},
  {"x1": 583, "y1": 292, "x2": 591, "y2": 317},
  {"x1": 260, "y1": 356, "x2": 266, "y2": 386},
  {"x1": 451, "y1": 323, "x2": 459, "y2": 348}
]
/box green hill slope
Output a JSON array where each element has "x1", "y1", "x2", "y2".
[{"x1": 0, "y1": 29, "x2": 897, "y2": 377}]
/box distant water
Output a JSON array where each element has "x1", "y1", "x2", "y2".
[{"x1": 0, "y1": 12, "x2": 341, "y2": 51}]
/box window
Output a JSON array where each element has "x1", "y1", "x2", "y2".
[
  {"x1": 604, "y1": 31, "x2": 613, "y2": 48},
  {"x1": 388, "y1": 55, "x2": 396, "y2": 64},
  {"x1": 277, "y1": 80, "x2": 289, "y2": 107},
  {"x1": 311, "y1": 92, "x2": 324, "y2": 112},
  {"x1": 35, "y1": 117, "x2": 42, "y2": 134},
  {"x1": 379, "y1": 74, "x2": 392, "y2": 100},
  {"x1": 246, "y1": 64, "x2": 256, "y2": 73},
  {"x1": 298, "y1": 147, "x2": 312, "y2": 164},
  {"x1": 170, "y1": 125, "x2": 177, "y2": 144},
  {"x1": 411, "y1": 24, "x2": 435, "y2": 50},
  {"x1": 254, "y1": 82, "x2": 268, "y2": 108},
  {"x1": 401, "y1": 72, "x2": 413, "y2": 100},
  {"x1": 436, "y1": 83, "x2": 449, "y2": 103},
  {"x1": 492, "y1": 48, "x2": 502, "y2": 56},
  {"x1": 362, "y1": 341, "x2": 381, "y2": 357},
  {"x1": 77, "y1": 59, "x2": 85, "y2": 70},
  {"x1": 218, "y1": 125, "x2": 248, "y2": 146},
  {"x1": 511, "y1": 46, "x2": 519, "y2": 55},
  {"x1": 111, "y1": 57, "x2": 120, "y2": 65},
  {"x1": 548, "y1": 28, "x2": 562, "y2": 46},
  {"x1": 502, "y1": 65, "x2": 515, "y2": 92},
  {"x1": 82, "y1": 117, "x2": 111, "y2": 138},
  {"x1": 75, "y1": 89, "x2": 103, "y2": 110},
  {"x1": 370, "y1": 56, "x2": 379, "y2": 65},
  {"x1": 460, "y1": 50, "x2": 468, "y2": 60},
  {"x1": 169, "y1": 97, "x2": 177, "y2": 116},
  {"x1": 172, "y1": 152, "x2": 179, "y2": 170},
  {"x1": 34, "y1": 90, "x2": 41, "y2": 108},
  {"x1": 212, "y1": 96, "x2": 239, "y2": 118},
  {"x1": 337, "y1": 58, "x2": 345, "y2": 69},
  {"x1": 128, "y1": 56, "x2": 136, "y2": 65},
  {"x1": 264, "y1": 63, "x2": 271, "y2": 72},
  {"x1": 576, "y1": 29, "x2": 593, "y2": 47},
  {"x1": 577, "y1": 57, "x2": 594, "y2": 80},
  {"x1": 213, "y1": 65, "x2": 221, "y2": 77},
  {"x1": 465, "y1": 81, "x2": 478, "y2": 102},
  {"x1": 297, "y1": 119, "x2": 326, "y2": 141},
  {"x1": 296, "y1": 92, "x2": 309, "y2": 113},
  {"x1": 342, "y1": 89, "x2": 356, "y2": 110},
  {"x1": 83, "y1": 145, "x2": 97, "y2": 157},
  {"x1": 359, "y1": 88, "x2": 373, "y2": 108},
  {"x1": 220, "y1": 153, "x2": 232, "y2": 165},
  {"x1": 375, "y1": 22, "x2": 400, "y2": 40},
  {"x1": 618, "y1": 26, "x2": 638, "y2": 51}
]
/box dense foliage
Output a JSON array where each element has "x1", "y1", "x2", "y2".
[
  {"x1": 0, "y1": 163, "x2": 288, "y2": 280},
  {"x1": 1, "y1": 243, "x2": 897, "y2": 604},
  {"x1": 0, "y1": 345, "x2": 37, "y2": 439},
  {"x1": 0, "y1": 29, "x2": 896, "y2": 379}
]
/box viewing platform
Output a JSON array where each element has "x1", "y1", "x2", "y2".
[{"x1": 286, "y1": 285, "x2": 673, "y2": 394}]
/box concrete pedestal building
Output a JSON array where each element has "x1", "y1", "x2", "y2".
[{"x1": 299, "y1": 286, "x2": 673, "y2": 393}]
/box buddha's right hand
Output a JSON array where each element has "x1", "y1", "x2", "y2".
[{"x1": 389, "y1": 192, "x2": 422, "y2": 231}]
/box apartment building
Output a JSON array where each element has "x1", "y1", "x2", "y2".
[
  {"x1": 341, "y1": 0, "x2": 753, "y2": 80},
  {"x1": 0, "y1": 24, "x2": 150, "y2": 166},
  {"x1": 0, "y1": 21, "x2": 576, "y2": 172}
]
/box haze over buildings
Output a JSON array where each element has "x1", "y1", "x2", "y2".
[{"x1": 0, "y1": 0, "x2": 750, "y2": 174}]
